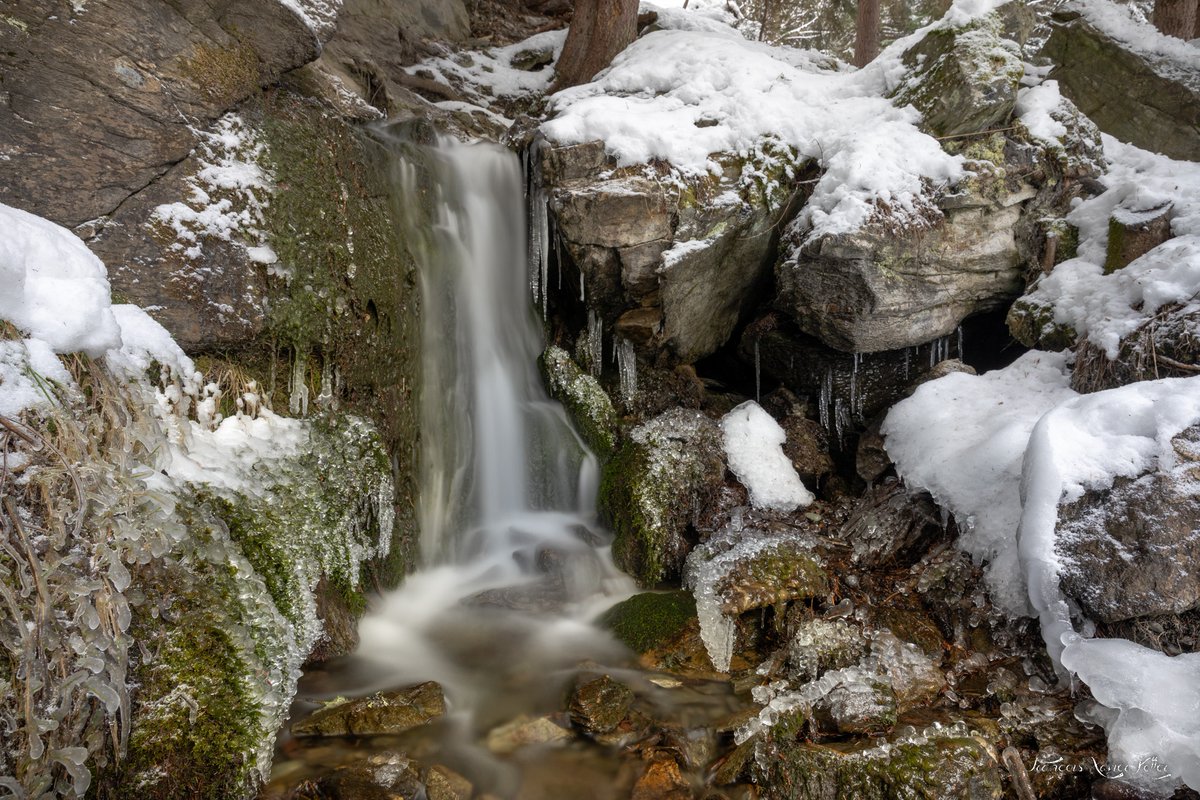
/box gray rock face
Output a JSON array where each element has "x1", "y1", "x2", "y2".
[
  {"x1": 0, "y1": 0, "x2": 324, "y2": 228},
  {"x1": 1042, "y1": 6, "x2": 1200, "y2": 162},
  {"x1": 1057, "y1": 424, "x2": 1200, "y2": 625},
  {"x1": 538, "y1": 139, "x2": 803, "y2": 364},
  {"x1": 777, "y1": 188, "x2": 1029, "y2": 353},
  {"x1": 890, "y1": 13, "x2": 1024, "y2": 138}
]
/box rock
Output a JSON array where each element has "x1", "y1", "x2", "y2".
[
  {"x1": 1056, "y1": 424, "x2": 1200, "y2": 624},
  {"x1": 540, "y1": 346, "x2": 620, "y2": 458},
  {"x1": 600, "y1": 409, "x2": 725, "y2": 586},
  {"x1": 1006, "y1": 294, "x2": 1078, "y2": 351},
  {"x1": 631, "y1": 758, "x2": 691, "y2": 800},
  {"x1": 786, "y1": 618, "x2": 869, "y2": 683},
  {"x1": 776, "y1": 182, "x2": 1028, "y2": 353},
  {"x1": 485, "y1": 714, "x2": 573, "y2": 754},
  {"x1": 716, "y1": 538, "x2": 830, "y2": 616},
  {"x1": 314, "y1": 0, "x2": 470, "y2": 117},
  {"x1": 538, "y1": 138, "x2": 806, "y2": 364},
  {"x1": 855, "y1": 418, "x2": 891, "y2": 482},
  {"x1": 314, "y1": 753, "x2": 425, "y2": 800},
  {"x1": 1104, "y1": 203, "x2": 1174, "y2": 273},
  {"x1": 1043, "y1": 6, "x2": 1200, "y2": 162},
  {"x1": 755, "y1": 733, "x2": 1004, "y2": 800},
  {"x1": 568, "y1": 675, "x2": 635, "y2": 735},
  {"x1": 840, "y1": 478, "x2": 946, "y2": 569},
  {"x1": 868, "y1": 608, "x2": 945, "y2": 661},
  {"x1": 426, "y1": 764, "x2": 473, "y2": 800},
  {"x1": 780, "y1": 415, "x2": 836, "y2": 492},
  {"x1": 292, "y1": 682, "x2": 446, "y2": 738},
  {"x1": 812, "y1": 679, "x2": 898, "y2": 735},
  {"x1": 597, "y1": 590, "x2": 698, "y2": 655},
  {"x1": 0, "y1": 0, "x2": 324, "y2": 228},
  {"x1": 890, "y1": 12, "x2": 1024, "y2": 138},
  {"x1": 711, "y1": 736, "x2": 757, "y2": 786}
]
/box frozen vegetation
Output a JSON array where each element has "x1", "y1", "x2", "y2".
[{"x1": 0, "y1": 202, "x2": 394, "y2": 796}]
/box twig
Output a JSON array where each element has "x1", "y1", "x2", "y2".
[
  {"x1": 1155, "y1": 352, "x2": 1200, "y2": 373},
  {"x1": 936, "y1": 126, "x2": 1017, "y2": 141}
]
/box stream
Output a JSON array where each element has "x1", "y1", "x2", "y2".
[{"x1": 263, "y1": 135, "x2": 744, "y2": 799}]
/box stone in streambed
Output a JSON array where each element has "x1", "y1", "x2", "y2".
[
  {"x1": 292, "y1": 681, "x2": 446, "y2": 738},
  {"x1": 485, "y1": 714, "x2": 573, "y2": 754},
  {"x1": 568, "y1": 674, "x2": 635, "y2": 735}
]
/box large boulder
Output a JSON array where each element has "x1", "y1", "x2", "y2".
[
  {"x1": 1042, "y1": 4, "x2": 1200, "y2": 162},
  {"x1": 0, "y1": 0, "x2": 326, "y2": 228},
  {"x1": 1056, "y1": 424, "x2": 1200, "y2": 624},
  {"x1": 890, "y1": 12, "x2": 1024, "y2": 138},
  {"x1": 538, "y1": 138, "x2": 806, "y2": 364}
]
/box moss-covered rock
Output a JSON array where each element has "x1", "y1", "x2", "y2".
[
  {"x1": 540, "y1": 345, "x2": 620, "y2": 458},
  {"x1": 598, "y1": 409, "x2": 725, "y2": 586},
  {"x1": 891, "y1": 12, "x2": 1024, "y2": 138},
  {"x1": 292, "y1": 681, "x2": 446, "y2": 738},
  {"x1": 597, "y1": 591, "x2": 698, "y2": 654},
  {"x1": 1006, "y1": 294, "x2": 1078, "y2": 350},
  {"x1": 756, "y1": 733, "x2": 1004, "y2": 800}
]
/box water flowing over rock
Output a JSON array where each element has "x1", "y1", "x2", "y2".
[{"x1": 292, "y1": 681, "x2": 447, "y2": 737}]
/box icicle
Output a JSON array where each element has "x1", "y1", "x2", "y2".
[
  {"x1": 904, "y1": 347, "x2": 911, "y2": 380},
  {"x1": 956, "y1": 325, "x2": 964, "y2": 361},
  {"x1": 315, "y1": 355, "x2": 333, "y2": 409},
  {"x1": 833, "y1": 397, "x2": 846, "y2": 446},
  {"x1": 587, "y1": 311, "x2": 604, "y2": 377},
  {"x1": 539, "y1": 194, "x2": 550, "y2": 320},
  {"x1": 850, "y1": 352, "x2": 860, "y2": 412},
  {"x1": 818, "y1": 366, "x2": 832, "y2": 432},
  {"x1": 754, "y1": 339, "x2": 761, "y2": 404},
  {"x1": 617, "y1": 338, "x2": 637, "y2": 404},
  {"x1": 288, "y1": 351, "x2": 309, "y2": 417}
]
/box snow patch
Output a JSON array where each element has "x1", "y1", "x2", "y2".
[
  {"x1": 721, "y1": 400, "x2": 814, "y2": 511},
  {"x1": 0, "y1": 202, "x2": 121, "y2": 356}
]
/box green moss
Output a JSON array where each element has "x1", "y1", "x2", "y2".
[
  {"x1": 1104, "y1": 215, "x2": 1127, "y2": 274},
  {"x1": 1006, "y1": 295, "x2": 1077, "y2": 350},
  {"x1": 182, "y1": 41, "x2": 260, "y2": 106},
  {"x1": 539, "y1": 346, "x2": 619, "y2": 459},
  {"x1": 597, "y1": 590, "x2": 697, "y2": 654}
]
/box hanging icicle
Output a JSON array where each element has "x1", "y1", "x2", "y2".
[{"x1": 616, "y1": 338, "x2": 638, "y2": 404}]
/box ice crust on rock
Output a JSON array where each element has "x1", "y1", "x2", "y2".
[{"x1": 721, "y1": 401, "x2": 814, "y2": 512}]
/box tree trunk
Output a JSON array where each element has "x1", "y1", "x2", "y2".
[
  {"x1": 853, "y1": 0, "x2": 881, "y2": 68},
  {"x1": 552, "y1": 0, "x2": 639, "y2": 91},
  {"x1": 1154, "y1": 0, "x2": 1198, "y2": 38}
]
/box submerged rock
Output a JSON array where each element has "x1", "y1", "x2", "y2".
[
  {"x1": 568, "y1": 674, "x2": 635, "y2": 735},
  {"x1": 292, "y1": 682, "x2": 446, "y2": 738},
  {"x1": 485, "y1": 714, "x2": 573, "y2": 754}
]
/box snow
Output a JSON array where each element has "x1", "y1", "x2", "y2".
[
  {"x1": 276, "y1": 0, "x2": 340, "y2": 39},
  {"x1": 882, "y1": 351, "x2": 1077, "y2": 614},
  {"x1": 1067, "y1": 0, "x2": 1200, "y2": 86},
  {"x1": 0, "y1": 202, "x2": 121, "y2": 357},
  {"x1": 152, "y1": 114, "x2": 274, "y2": 265},
  {"x1": 106, "y1": 304, "x2": 196, "y2": 382},
  {"x1": 539, "y1": 2, "x2": 995, "y2": 241},
  {"x1": 1019, "y1": 376, "x2": 1200, "y2": 793},
  {"x1": 721, "y1": 401, "x2": 814, "y2": 511},
  {"x1": 0, "y1": 339, "x2": 73, "y2": 418},
  {"x1": 406, "y1": 29, "x2": 567, "y2": 106},
  {"x1": 1018, "y1": 137, "x2": 1200, "y2": 357},
  {"x1": 1015, "y1": 81, "x2": 1070, "y2": 145}
]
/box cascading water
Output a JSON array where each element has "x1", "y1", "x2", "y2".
[{"x1": 288, "y1": 133, "x2": 637, "y2": 792}]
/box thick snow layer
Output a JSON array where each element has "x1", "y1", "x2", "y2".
[
  {"x1": 721, "y1": 401, "x2": 814, "y2": 511},
  {"x1": 542, "y1": 24, "x2": 965, "y2": 241},
  {"x1": 1068, "y1": 0, "x2": 1200, "y2": 86},
  {"x1": 882, "y1": 351, "x2": 1077, "y2": 613},
  {"x1": 0, "y1": 202, "x2": 121, "y2": 357},
  {"x1": 107, "y1": 304, "x2": 196, "y2": 382},
  {"x1": 1019, "y1": 137, "x2": 1200, "y2": 357},
  {"x1": 1020, "y1": 376, "x2": 1200, "y2": 793},
  {"x1": 0, "y1": 339, "x2": 73, "y2": 418}
]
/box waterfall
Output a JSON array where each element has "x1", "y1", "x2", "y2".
[{"x1": 352, "y1": 135, "x2": 632, "y2": 737}]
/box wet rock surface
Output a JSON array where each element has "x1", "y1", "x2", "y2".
[{"x1": 292, "y1": 682, "x2": 447, "y2": 738}]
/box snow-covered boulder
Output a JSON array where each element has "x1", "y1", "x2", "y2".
[
  {"x1": 1042, "y1": 0, "x2": 1200, "y2": 162},
  {"x1": 1055, "y1": 423, "x2": 1200, "y2": 624},
  {"x1": 889, "y1": 10, "x2": 1025, "y2": 138}
]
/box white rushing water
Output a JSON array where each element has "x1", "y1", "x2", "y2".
[{"x1": 352, "y1": 137, "x2": 633, "y2": 735}]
